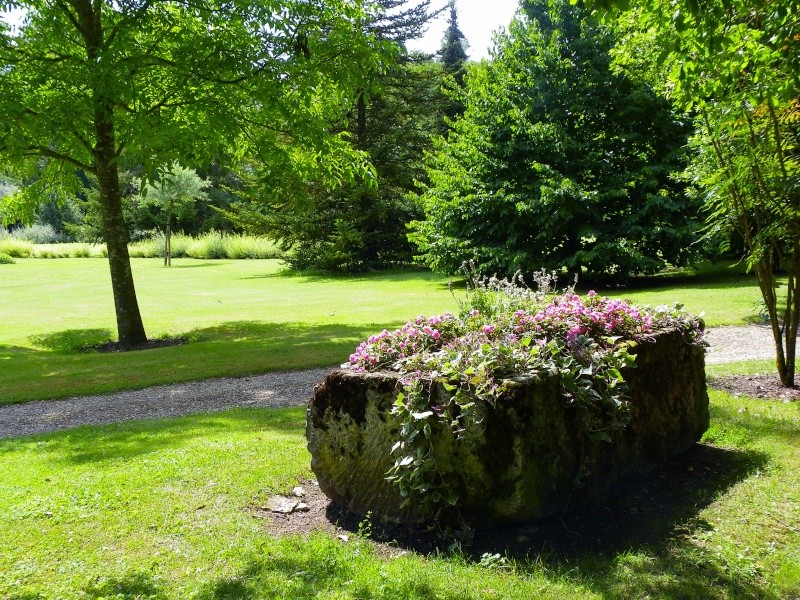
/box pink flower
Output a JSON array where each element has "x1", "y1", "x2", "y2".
[{"x1": 482, "y1": 324, "x2": 495, "y2": 335}]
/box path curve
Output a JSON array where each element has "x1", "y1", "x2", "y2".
[
  {"x1": 0, "y1": 325, "x2": 777, "y2": 439},
  {"x1": 0, "y1": 367, "x2": 331, "y2": 439}
]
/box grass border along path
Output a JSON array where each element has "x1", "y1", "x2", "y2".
[
  {"x1": 0, "y1": 258, "x2": 765, "y2": 406},
  {"x1": 0, "y1": 259, "x2": 457, "y2": 405}
]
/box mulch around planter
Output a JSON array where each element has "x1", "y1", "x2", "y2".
[{"x1": 708, "y1": 374, "x2": 800, "y2": 402}]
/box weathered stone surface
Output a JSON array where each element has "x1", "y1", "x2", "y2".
[
  {"x1": 306, "y1": 329, "x2": 709, "y2": 527},
  {"x1": 265, "y1": 496, "x2": 300, "y2": 514}
]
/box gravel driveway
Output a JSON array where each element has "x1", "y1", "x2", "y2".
[{"x1": 0, "y1": 325, "x2": 778, "y2": 439}]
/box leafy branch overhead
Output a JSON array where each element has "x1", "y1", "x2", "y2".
[
  {"x1": 0, "y1": 0, "x2": 390, "y2": 345},
  {"x1": 610, "y1": 0, "x2": 800, "y2": 385}
]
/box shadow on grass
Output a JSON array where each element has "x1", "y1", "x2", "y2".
[
  {"x1": 193, "y1": 553, "x2": 351, "y2": 600},
  {"x1": 587, "y1": 261, "x2": 754, "y2": 291},
  {"x1": 192, "y1": 551, "x2": 447, "y2": 600},
  {"x1": 325, "y1": 443, "x2": 771, "y2": 598},
  {"x1": 27, "y1": 328, "x2": 113, "y2": 353},
  {"x1": 82, "y1": 571, "x2": 168, "y2": 600},
  {"x1": 0, "y1": 321, "x2": 377, "y2": 406},
  {"x1": 0, "y1": 407, "x2": 307, "y2": 465},
  {"x1": 241, "y1": 265, "x2": 440, "y2": 284},
  {"x1": 169, "y1": 262, "x2": 224, "y2": 268}
]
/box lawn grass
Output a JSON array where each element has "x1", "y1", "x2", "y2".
[
  {"x1": 1, "y1": 387, "x2": 797, "y2": 599},
  {"x1": 601, "y1": 265, "x2": 765, "y2": 328},
  {"x1": 0, "y1": 259, "x2": 765, "y2": 405},
  {"x1": 0, "y1": 259, "x2": 458, "y2": 405}
]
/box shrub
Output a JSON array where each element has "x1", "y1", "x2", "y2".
[
  {"x1": 127, "y1": 231, "x2": 281, "y2": 260},
  {"x1": 128, "y1": 236, "x2": 164, "y2": 258},
  {"x1": 0, "y1": 239, "x2": 33, "y2": 258},
  {"x1": 9, "y1": 224, "x2": 69, "y2": 244},
  {"x1": 34, "y1": 245, "x2": 71, "y2": 258},
  {"x1": 225, "y1": 234, "x2": 281, "y2": 259},
  {"x1": 70, "y1": 244, "x2": 91, "y2": 258},
  {"x1": 30, "y1": 243, "x2": 104, "y2": 258},
  {"x1": 187, "y1": 231, "x2": 227, "y2": 259},
  {"x1": 0, "y1": 252, "x2": 15, "y2": 264},
  {"x1": 346, "y1": 268, "x2": 705, "y2": 517}
]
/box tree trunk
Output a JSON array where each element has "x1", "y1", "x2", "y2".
[
  {"x1": 96, "y1": 155, "x2": 148, "y2": 347},
  {"x1": 165, "y1": 216, "x2": 172, "y2": 267},
  {"x1": 77, "y1": 0, "x2": 148, "y2": 348},
  {"x1": 782, "y1": 240, "x2": 800, "y2": 386}
]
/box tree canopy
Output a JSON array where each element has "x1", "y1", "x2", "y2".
[
  {"x1": 611, "y1": 0, "x2": 799, "y2": 384},
  {"x1": 0, "y1": 0, "x2": 383, "y2": 345},
  {"x1": 410, "y1": 0, "x2": 701, "y2": 279},
  {"x1": 223, "y1": 0, "x2": 446, "y2": 273},
  {"x1": 135, "y1": 163, "x2": 210, "y2": 266}
]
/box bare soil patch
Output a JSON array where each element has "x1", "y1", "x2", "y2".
[{"x1": 708, "y1": 374, "x2": 800, "y2": 402}]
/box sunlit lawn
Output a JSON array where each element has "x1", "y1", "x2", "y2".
[
  {"x1": 1, "y1": 259, "x2": 798, "y2": 598},
  {"x1": 0, "y1": 258, "x2": 458, "y2": 404},
  {"x1": 0, "y1": 258, "x2": 765, "y2": 405},
  {"x1": 0, "y1": 385, "x2": 797, "y2": 599}
]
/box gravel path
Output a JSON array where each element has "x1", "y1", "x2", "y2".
[
  {"x1": 0, "y1": 367, "x2": 332, "y2": 439},
  {"x1": 0, "y1": 325, "x2": 778, "y2": 439},
  {"x1": 704, "y1": 324, "x2": 776, "y2": 364}
]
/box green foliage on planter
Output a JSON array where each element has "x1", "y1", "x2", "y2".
[{"x1": 346, "y1": 268, "x2": 705, "y2": 519}]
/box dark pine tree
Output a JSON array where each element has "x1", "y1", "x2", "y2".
[{"x1": 438, "y1": 1, "x2": 469, "y2": 129}]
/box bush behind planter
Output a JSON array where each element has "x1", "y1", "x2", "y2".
[{"x1": 307, "y1": 328, "x2": 709, "y2": 527}]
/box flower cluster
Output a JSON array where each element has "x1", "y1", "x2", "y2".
[
  {"x1": 530, "y1": 292, "x2": 653, "y2": 342},
  {"x1": 348, "y1": 312, "x2": 462, "y2": 372},
  {"x1": 349, "y1": 292, "x2": 689, "y2": 375}
]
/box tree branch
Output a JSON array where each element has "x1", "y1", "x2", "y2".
[{"x1": 25, "y1": 146, "x2": 94, "y2": 172}]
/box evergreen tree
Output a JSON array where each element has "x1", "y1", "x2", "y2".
[
  {"x1": 410, "y1": 0, "x2": 701, "y2": 280},
  {"x1": 439, "y1": 1, "x2": 469, "y2": 85},
  {"x1": 436, "y1": 1, "x2": 470, "y2": 131}
]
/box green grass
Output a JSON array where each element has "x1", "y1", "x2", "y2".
[
  {"x1": 1, "y1": 386, "x2": 798, "y2": 599},
  {"x1": 0, "y1": 259, "x2": 458, "y2": 405},
  {"x1": 0, "y1": 259, "x2": 769, "y2": 405},
  {"x1": 600, "y1": 265, "x2": 765, "y2": 328}
]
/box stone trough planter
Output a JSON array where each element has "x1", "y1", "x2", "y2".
[{"x1": 307, "y1": 328, "x2": 709, "y2": 527}]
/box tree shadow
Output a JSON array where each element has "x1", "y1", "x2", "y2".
[
  {"x1": 325, "y1": 443, "x2": 771, "y2": 598},
  {"x1": 0, "y1": 320, "x2": 375, "y2": 405},
  {"x1": 192, "y1": 552, "x2": 448, "y2": 600},
  {"x1": 169, "y1": 262, "x2": 222, "y2": 268},
  {"x1": 81, "y1": 571, "x2": 168, "y2": 600},
  {"x1": 27, "y1": 328, "x2": 113, "y2": 353},
  {"x1": 241, "y1": 265, "x2": 442, "y2": 284}
]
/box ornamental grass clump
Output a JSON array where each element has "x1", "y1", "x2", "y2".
[{"x1": 346, "y1": 270, "x2": 704, "y2": 517}]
